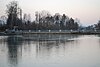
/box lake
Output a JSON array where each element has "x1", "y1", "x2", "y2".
[{"x1": 0, "y1": 34, "x2": 100, "y2": 67}]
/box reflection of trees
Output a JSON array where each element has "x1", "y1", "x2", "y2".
[
  {"x1": 23, "y1": 34, "x2": 78, "y2": 41},
  {"x1": 7, "y1": 36, "x2": 23, "y2": 67},
  {"x1": 36, "y1": 34, "x2": 79, "y2": 57},
  {"x1": 5, "y1": 34, "x2": 79, "y2": 65}
]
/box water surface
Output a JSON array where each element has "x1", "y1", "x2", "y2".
[{"x1": 0, "y1": 34, "x2": 100, "y2": 67}]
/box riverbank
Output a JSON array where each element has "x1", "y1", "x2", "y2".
[{"x1": 0, "y1": 31, "x2": 100, "y2": 35}]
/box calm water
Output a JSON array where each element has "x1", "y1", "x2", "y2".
[{"x1": 0, "y1": 34, "x2": 100, "y2": 67}]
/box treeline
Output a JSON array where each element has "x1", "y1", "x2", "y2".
[
  {"x1": 0, "y1": 1, "x2": 80, "y2": 31},
  {"x1": 0, "y1": 1, "x2": 100, "y2": 32},
  {"x1": 21, "y1": 13, "x2": 79, "y2": 30},
  {"x1": 85, "y1": 20, "x2": 100, "y2": 31}
]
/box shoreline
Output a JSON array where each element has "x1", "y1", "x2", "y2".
[{"x1": 0, "y1": 31, "x2": 100, "y2": 35}]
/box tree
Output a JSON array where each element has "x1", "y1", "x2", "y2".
[
  {"x1": 6, "y1": 1, "x2": 22, "y2": 30},
  {"x1": 0, "y1": 15, "x2": 7, "y2": 24},
  {"x1": 35, "y1": 11, "x2": 39, "y2": 23},
  {"x1": 96, "y1": 20, "x2": 100, "y2": 30},
  {"x1": 74, "y1": 22, "x2": 79, "y2": 30},
  {"x1": 60, "y1": 14, "x2": 66, "y2": 29}
]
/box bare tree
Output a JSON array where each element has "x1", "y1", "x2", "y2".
[{"x1": 6, "y1": 1, "x2": 22, "y2": 29}]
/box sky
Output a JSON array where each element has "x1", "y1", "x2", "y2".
[{"x1": 0, "y1": 0, "x2": 100, "y2": 26}]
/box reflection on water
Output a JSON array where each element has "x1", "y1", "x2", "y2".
[
  {"x1": 0, "y1": 34, "x2": 100, "y2": 67},
  {"x1": 7, "y1": 36, "x2": 23, "y2": 67}
]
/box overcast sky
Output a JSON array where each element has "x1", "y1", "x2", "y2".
[{"x1": 0, "y1": 0, "x2": 100, "y2": 26}]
